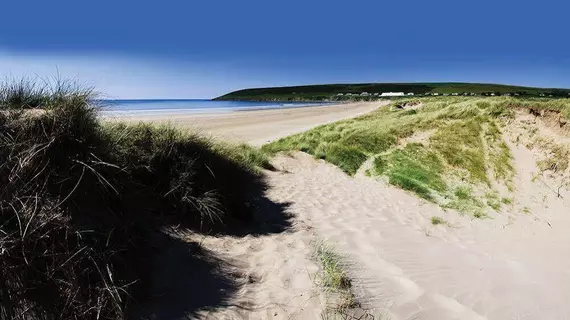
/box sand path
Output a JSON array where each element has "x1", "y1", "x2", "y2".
[
  {"x1": 143, "y1": 106, "x2": 570, "y2": 319},
  {"x1": 105, "y1": 102, "x2": 385, "y2": 146},
  {"x1": 195, "y1": 114, "x2": 569, "y2": 319},
  {"x1": 260, "y1": 142, "x2": 569, "y2": 319}
]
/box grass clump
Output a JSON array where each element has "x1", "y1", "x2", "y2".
[
  {"x1": 384, "y1": 144, "x2": 446, "y2": 200},
  {"x1": 430, "y1": 119, "x2": 488, "y2": 183},
  {"x1": 314, "y1": 242, "x2": 352, "y2": 291},
  {"x1": 373, "y1": 156, "x2": 387, "y2": 175},
  {"x1": 314, "y1": 143, "x2": 368, "y2": 175},
  {"x1": 431, "y1": 216, "x2": 446, "y2": 225},
  {"x1": 454, "y1": 186, "x2": 472, "y2": 200},
  {"x1": 473, "y1": 211, "x2": 486, "y2": 219},
  {"x1": 314, "y1": 242, "x2": 362, "y2": 318},
  {"x1": 0, "y1": 79, "x2": 269, "y2": 319}
]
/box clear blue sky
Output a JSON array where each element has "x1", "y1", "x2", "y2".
[{"x1": 0, "y1": 0, "x2": 568, "y2": 98}]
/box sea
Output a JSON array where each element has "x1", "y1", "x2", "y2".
[{"x1": 100, "y1": 99, "x2": 329, "y2": 117}]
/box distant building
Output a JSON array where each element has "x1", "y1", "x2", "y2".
[
  {"x1": 407, "y1": 93, "x2": 414, "y2": 96},
  {"x1": 360, "y1": 92, "x2": 370, "y2": 96},
  {"x1": 336, "y1": 93, "x2": 344, "y2": 96},
  {"x1": 373, "y1": 93, "x2": 379, "y2": 96},
  {"x1": 380, "y1": 92, "x2": 405, "y2": 97},
  {"x1": 432, "y1": 93, "x2": 439, "y2": 96},
  {"x1": 451, "y1": 93, "x2": 459, "y2": 96}
]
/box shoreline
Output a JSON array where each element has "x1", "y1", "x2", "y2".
[{"x1": 104, "y1": 101, "x2": 385, "y2": 146}]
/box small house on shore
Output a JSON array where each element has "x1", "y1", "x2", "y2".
[{"x1": 380, "y1": 92, "x2": 405, "y2": 97}]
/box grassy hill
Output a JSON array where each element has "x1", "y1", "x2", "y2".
[
  {"x1": 215, "y1": 82, "x2": 570, "y2": 101},
  {"x1": 262, "y1": 96, "x2": 570, "y2": 217}
]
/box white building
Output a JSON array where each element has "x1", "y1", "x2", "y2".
[
  {"x1": 406, "y1": 93, "x2": 414, "y2": 96},
  {"x1": 380, "y1": 92, "x2": 405, "y2": 97},
  {"x1": 360, "y1": 92, "x2": 370, "y2": 96}
]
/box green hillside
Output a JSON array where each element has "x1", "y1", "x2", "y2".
[{"x1": 215, "y1": 82, "x2": 570, "y2": 101}]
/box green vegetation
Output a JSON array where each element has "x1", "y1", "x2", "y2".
[
  {"x1": 384, "y1": 144, "x2": 446, "y2": 201},
  {"x1": 0, "y1": 79, "x2": 270, "y2": 319},
  {"x1": 532, "y1": 137, "x2": 570, "y2": 174},
  {"x1": 314, "y1": 242, "x2": 352, "y2": 292},
  {"x1": 265, "y1": 97, "x2": 522, "y2": 216},
  {"x1": 474, "y1": 211, "x2": 486, "y2": 219},
  {"x1": 314, "y1": 241, "x2": 361, "y2": 318},
  {"x1": 315, "y1": 143, "x2": 368, "y2": 175},
  {"x1": 431, "y1": 216, "x2": 446, "y2": 225},
  {"x1": 431, "y1": 119, "x2": 488, "y2": 183},
  {"x1": 501, "y1": 197, "x2": 514, "y2": 205},
  {"x1": 454, "y1": 186, "x2": 473, "y2": 200},
  {"x1": 216, "y1": 82, "x2": 570, "y2": 101}
]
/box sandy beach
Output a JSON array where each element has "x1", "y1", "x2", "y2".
[
  {"x1": 104, "y1": 102, "x2": 384, "y2": 145},
  {"x1": 104, "y1": 100, "x2": 570, "y2": 319}
]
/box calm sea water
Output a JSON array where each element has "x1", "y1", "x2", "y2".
[{"x1": 100, "y1": 99, "x2": 329, "y2": 116}]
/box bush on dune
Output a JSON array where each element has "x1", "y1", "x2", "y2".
[
  {"x1": 314, "y1": 143, "x2": 368, "y2": 175},
  {"x1": 0, "y1": 79, "x2": 268, "y2": 319}
]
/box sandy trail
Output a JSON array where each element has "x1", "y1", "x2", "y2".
[
  {"x1": 262, "y1": 143, "x2": 569, "y2": 320},
  {"x1": 192, "y1": 112, "x2": 570, "y2": 319},
  {"x1": 104, "y1": 102, "x2": 384, "y2": 146},
  {"x1": 138, "y1": 104, "x2": 570, "y2": 319}
]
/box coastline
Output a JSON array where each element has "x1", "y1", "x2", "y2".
[{"x1": 103, "y1": 101, "x2": 384, "y2": 146}]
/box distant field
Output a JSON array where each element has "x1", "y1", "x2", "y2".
[{"x1": 215, "y1": 82, "x2": 570, "y2": 101}]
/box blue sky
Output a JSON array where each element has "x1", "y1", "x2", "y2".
[{"x1": 0, "y1": 0, "x2": 568, "y2": 98}]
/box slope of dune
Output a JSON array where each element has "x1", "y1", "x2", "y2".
[{"x1": 186, "y1": 98, "x2": 570, "y2": 320}]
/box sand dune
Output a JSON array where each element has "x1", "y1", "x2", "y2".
[
  {"x1": 184, "y1": 108, "x2": 570, "y2": 320},
  {"x1": 123, "y1": 101, "x2": 570, "y2": 319}
]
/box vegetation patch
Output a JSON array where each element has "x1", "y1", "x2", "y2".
[
  {"x1": 0, "y1": 79, "x2": 271, "y2": 319},
  {"x1": 430, "y1": 119, "x2": 488, "y2": 183},
  {"x1": 315, "y1": 143, "x2": 368, "y2": 175},
  {"x1": 314, "y1": 241, "x2": 361, "y2": 318},
  {"x1": 431, "y1": 216, "x2": 446, "y2": 225},
  {"x1": 384, "y1": 144, "x2": 446, "y2": 200},
  {"x1": 265, "y1": 97, "x2": 520, "y2": 217}
]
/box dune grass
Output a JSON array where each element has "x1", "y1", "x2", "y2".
[
  {"x1": 0, "y1": 79, "x2": 269, "y2": 319},
  {"x1": 264, "y1": 97, "x2": 523, "y2": 216},
  {"x1": 431, "y1": 216, "x2": 446, "y2": 225},
  {"x1": 314, "y1": 241, "x2": 362, "y2": 319},
  {"x1": 314, "y1": 242, "x2": 352, "y2": 292}
]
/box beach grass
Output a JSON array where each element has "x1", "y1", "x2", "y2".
[
  {"x1": 431, "y1": 216, "x2": 446, "y2": 225},
  {"x1": 264, "y1": 96, "x2": 539, "y2": 215},
  {"x1": 0, "y1": 78, "x2": 269, "y2": 319},
  {"x1": 314, "y1": 241, "x2": 364, "y2": 319}
]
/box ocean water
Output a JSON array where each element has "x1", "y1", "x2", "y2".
[{"x1": 100, "y1": 99, "x2": 329, "y2": 116}]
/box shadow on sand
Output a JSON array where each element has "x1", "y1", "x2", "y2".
[{"x1": 130, "y1": 180, "x2": 293, "y2": 320}]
